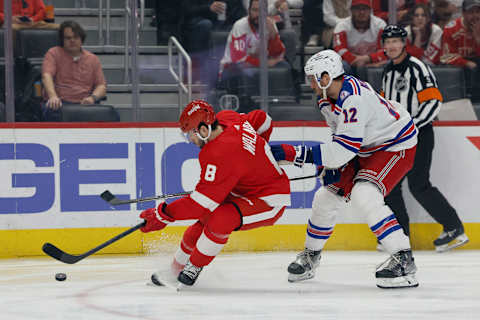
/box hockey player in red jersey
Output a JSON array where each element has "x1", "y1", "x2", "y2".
[
  {"x1": 139, "y1": 100, "x2": 291, "y2": 286},
  {"x1": 271, "y1": 50, "x2": 419, "y2": 289}
]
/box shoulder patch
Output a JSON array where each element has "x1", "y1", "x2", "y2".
[{"x1": 339, "y1": 90, "x2": 350, "y2": 101}]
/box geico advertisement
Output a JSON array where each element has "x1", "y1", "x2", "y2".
[{"x1": 0, "y1": 125, "x2": 479, "y2": 230}]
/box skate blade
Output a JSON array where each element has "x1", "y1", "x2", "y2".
[
  {"x1": 435, "y1": 235, "x2": 469, "y2": 253},
  {"x1": 288, "y1": 270, "x2": 315, "y2": 283},
  {"x1": 148, "y1": 272, "x2": 183, "y2": 292},
  {"x1": 376, "y1": 274, "x2": 419, "y2": 289}
]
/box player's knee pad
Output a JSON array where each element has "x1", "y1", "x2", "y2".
[
  {"x1": 350, "y1": 181, "x2": 384, "y2": 216},
  {"x1": 311, "y1": 188, "x2": 346, "y2": 226}
]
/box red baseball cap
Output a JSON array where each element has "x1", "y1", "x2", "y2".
[{"x1": 351, "y1": 0, "x2": 372, "y2": 8}]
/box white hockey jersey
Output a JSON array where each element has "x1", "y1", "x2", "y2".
[{"x1": 317, "y1": 75, "x2": 418, "y2": 169}]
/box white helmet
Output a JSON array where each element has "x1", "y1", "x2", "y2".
[{"x1": 304, "y1": 49, "x2": 344, "y2": 97}]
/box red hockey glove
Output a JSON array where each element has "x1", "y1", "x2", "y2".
[{"x1": 139, "y1": 202, "x2": 175, "y2": 233}]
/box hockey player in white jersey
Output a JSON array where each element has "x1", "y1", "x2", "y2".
[{"x1": 271, "y1": 49, "x2": 419, "y2": 289}]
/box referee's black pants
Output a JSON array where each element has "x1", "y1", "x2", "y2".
[{"x1": 384, "y1": 124, "x2": 463, "y2": 236}]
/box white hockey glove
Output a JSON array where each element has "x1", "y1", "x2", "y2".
[{"x1": 293, "y1": 145, "x2": 310, "y2": 167}]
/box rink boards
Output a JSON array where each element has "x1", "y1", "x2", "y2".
[{"x1": 0, "y1": 121, "x2": 479, "y2": 257}]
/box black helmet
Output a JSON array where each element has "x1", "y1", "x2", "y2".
[{"x1": 381, "y1": 25, "x2": 407, "y2": 41}]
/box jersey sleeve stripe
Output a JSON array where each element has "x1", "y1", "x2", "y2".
[
  {"x1": 417, "y1": 87, "x2": 443, "y2": 103},
  {"x1": 256, "y1": 114, "x2": 272, "y2": 135},
  {"x1": 190, "y1": 191, "x2": 220, "y2": 212},
  {"x1": 334, "y1": 134, "x2": 363, "y2": 142}
]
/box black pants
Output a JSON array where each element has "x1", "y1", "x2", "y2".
[
  {"x1": 385, "y1": 124, "x2": 463, "y2": 236},
  {"x1": 301, "y1": 0, "x2": 325, "y2": 43}
]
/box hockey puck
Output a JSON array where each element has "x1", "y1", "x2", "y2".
[{"x1": 55, "y1": 273, "x2": 67, "y2": 281}]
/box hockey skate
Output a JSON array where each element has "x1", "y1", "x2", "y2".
[
  {"x1": 287, "y1": 248, "x2": 321, "y2": 282},
  {"x1": 178, "y1": 261, "x2": 203, "y2": 286},
  {"x1": 376, "y1": 249, "x2": 418, "y2": 289},
  {"x1": 433, "y1": 226, "x2": 469, "y2": 252}
]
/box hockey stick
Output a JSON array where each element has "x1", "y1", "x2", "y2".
[
  {"x1": 100, "y1": 190, "x2": 191, "y2": 206},
  {"x1": 101, "y1": 173, "x2": 319, "y2": 206},
  {"x1": 42, "y1": 221, "x2": 146, "y2": 264}
]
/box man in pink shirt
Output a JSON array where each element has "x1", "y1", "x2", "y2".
[{"x1": 42, "y1": 20, "x2": 107, "y2": 121}]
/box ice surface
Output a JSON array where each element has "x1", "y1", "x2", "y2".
[{"x1": 1, "y1": 251, "x2": 479, "y2": 320}]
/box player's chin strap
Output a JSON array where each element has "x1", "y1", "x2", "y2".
[
  {"x1": 195, "y1": 124, "x2": 212, "y2": 142},
  {"x1": 316, "y1": 73, "x2": 332, "y2": 100}
]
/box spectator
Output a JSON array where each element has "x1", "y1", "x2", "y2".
[
  {"x1": 405, "y1": 3, "x2": 443, "y2": 65},
  {"x1": 372, "y1": 0, "x2": 429, "y2": 26},
  {"x1": 182, "y1": 0, "x2": 247, "y2": 81},
  {"x1": 318, "y1": 0, "x2": 351, "y2": 47},
  {"x1": 441, "y1": 0, "x2": 480, "y2": 102},
  {"x1": 267, "y1": 0, "x2": 299, "y2": 64},
  {"x1": 41, "y1": 21, "x2": 107, "y2": 121},
  {"x1": 301, "y1": 0, "x2": 326, "y2": 46},
  {"x1": 218, "y1": 0, "x2": 288, "y2": 111},
  {"x1": 0, "y1": 0, "x2": 59, "y2": 30},
  {"x1": 154, "y1": 0, "x2": 184, "y2": 45},
  {"x1": 333, "y1": 0, "x2": 387, "y2": 73},
  {"x1": 432, "y1": 0, "x2": 461, "y2": 28},
  {"x1": 381, "y1": 25, "x2": 468, "y2": 252}
]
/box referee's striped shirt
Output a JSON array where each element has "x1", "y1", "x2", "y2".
[{"x1": 381, "y1": 54, "x2": 443, "y2": 129}]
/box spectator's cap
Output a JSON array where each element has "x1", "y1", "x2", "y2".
[
  {"x1": 351, "y1": 0, "x2": 372, "y2": 8},
  {"x1": 463, "y1": 0, "x2": 480, "y2": 11},
  {"x1": 381, "y1": 25, "x2": 408, "y2": 42},
  {"x1": 179, "y1": 99, "x2": 216, "y2": 134}
]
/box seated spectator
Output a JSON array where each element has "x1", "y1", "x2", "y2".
[
  {"x1": 0, "y1": 0, "x2": 59, "y2": 30},
  {"x1": 267, "y1": 0, "x2": 299, "y2": 64},
  {"x1": 218, "y1": 0, "x2": 289, "y2": 111},
  {"x1": 154, "y1": 0, "x2": 184, "y2": 45},
  {"x1": 405, "y1": 3, "x2": 443, "y2": 65},
  {"x1": 301, "y1": 0, "x2": 326, "y2": 46},
  {"x1": 318, "y1": 0, "x2": 351, "y2": 48},
  {"x1": 41, "y1": 21, "x2": 107, "y2": 121},
  {"x1": 333, "y1": 0, "x2": 387, "y2": 73},
  {"x1": 372, "y1": 0, "x2": 429, "y2": 26},
  {"x1": 182, "y1": 0, "x2": 247, "y2": 82},
  {"x1": 441, "y1": 0, "x2": 480, "y2": 102},
  {"x1": 433, "y1": 0, "x2": 463, "y2": 28}
]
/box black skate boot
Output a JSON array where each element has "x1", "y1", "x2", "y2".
[
  {"x1": 178, "y1": 261, "x2": 203, "y2": 286},
  {"x1": 433, "y1": 225, "x2": 469, "y2": 252},
  {"x1": 376, "y1": 249, "x2": 418, "y2": 289},
  {"x1": 287, "y1": 248, "x2": 321, "y2": 282}
]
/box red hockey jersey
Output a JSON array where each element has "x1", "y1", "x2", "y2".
[
  {"x1": 440, "y1": 17, "x2": 480, "y2": 66},
  {"x1": 166, "y1": 110, "x2": 290, "y2": 220}
]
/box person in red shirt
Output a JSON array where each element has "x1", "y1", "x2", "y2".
[
  {"x1": 139, "y1": 100, "x2": 291, "y2": 287},
  {"x1": 0, "y1": 0, "x2": 58, "y2": 30},
  {"x1": 441, "y1": 0, "x2": 480, "y2": 102}
]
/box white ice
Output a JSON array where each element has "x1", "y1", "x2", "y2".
[{"x1": 1, "y1": 250, "x2": 479, "y2": 320}]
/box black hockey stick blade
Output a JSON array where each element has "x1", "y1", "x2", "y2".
[
  {"x1": 100, "y1": 190, "x2": 192, "y2": 206},
  {"x1": 42, "y1": 221, "x2": 146, "y2": 264}
]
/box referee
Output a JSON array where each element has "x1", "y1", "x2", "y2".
[{"x1": 380, "y1": 25, "x2": 468, "y2": 252}]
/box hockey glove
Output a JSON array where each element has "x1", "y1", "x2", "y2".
[
  {"x1": 270, "y1": 144, "x2": 310, "y2": 167},
  {"x1": 317, "y1": 166, "x2": 341, "y2": 186},
  {"x1": 317, "y1": 97, "x2": 335, "y2": 111},
  {"x1": 139, "y1": 202, "x2": 175, "y2": 233}
]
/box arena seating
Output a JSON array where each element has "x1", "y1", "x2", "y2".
[{"x1": 61, "y1": 104, "x2": 120, "y2": 122}]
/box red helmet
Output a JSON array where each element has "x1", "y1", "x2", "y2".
[{"x1": 179, "y1": 100, "x2": 216, "y2": 133}]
